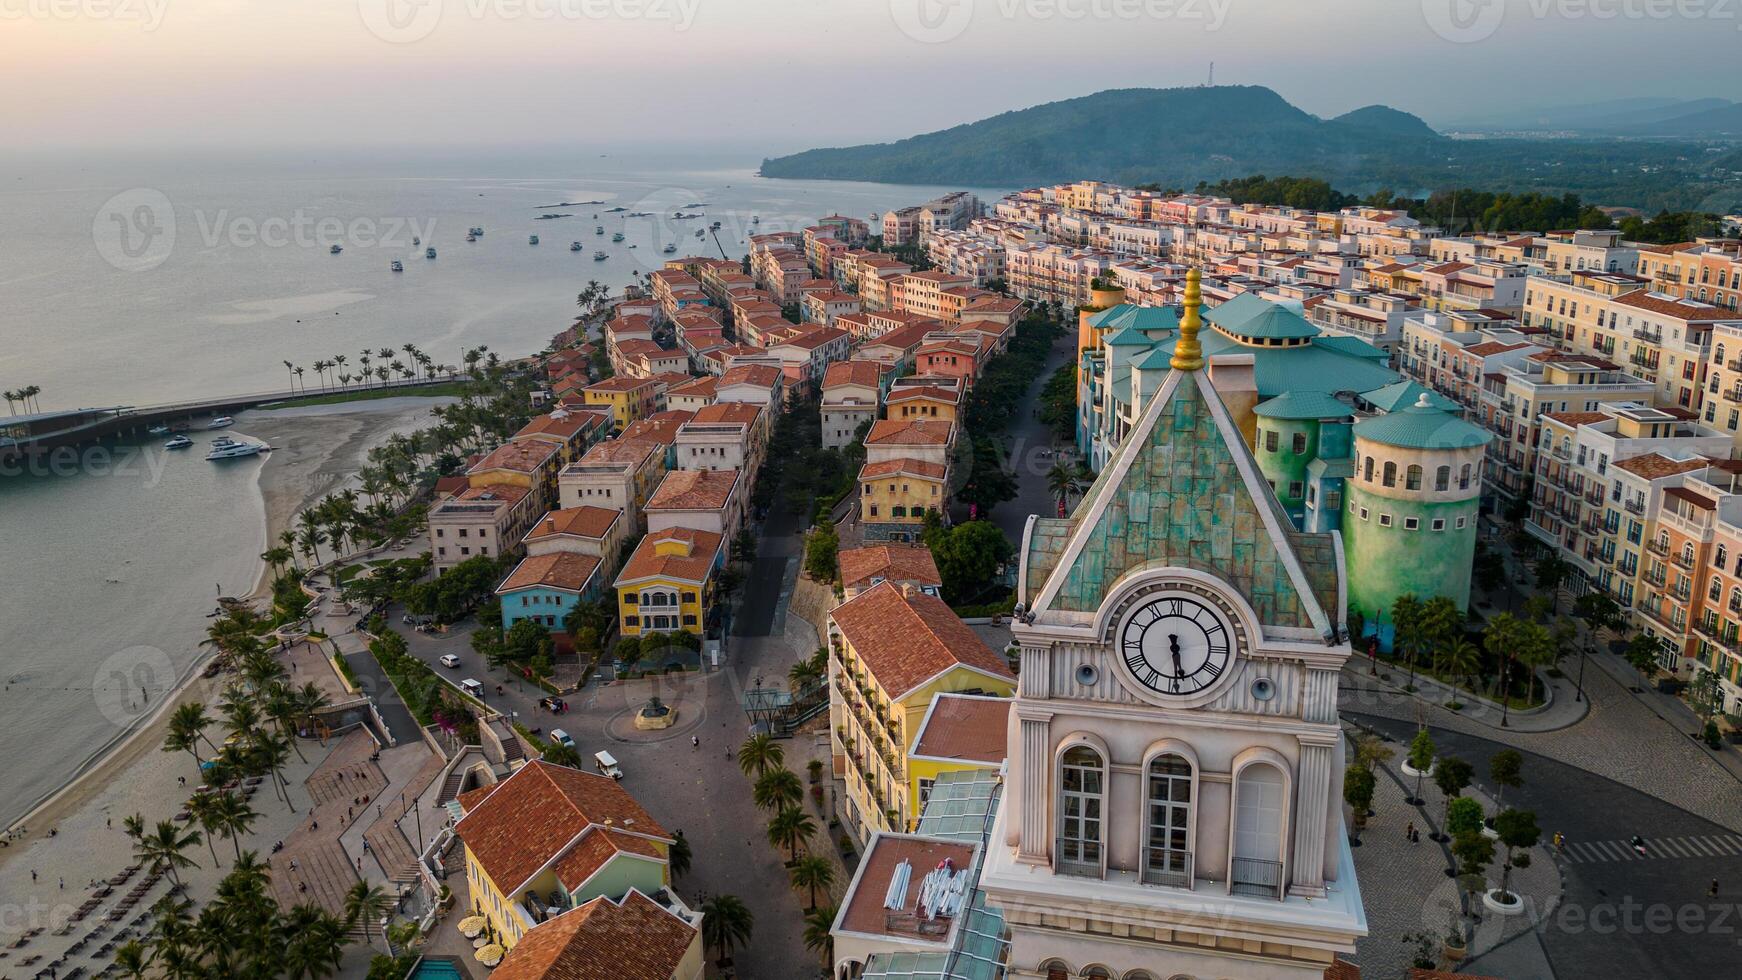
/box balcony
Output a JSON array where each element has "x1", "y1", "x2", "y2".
[
  {"x1": 1624, "y1": 498, "x2": 1646, "y2": 516},
  {"x1": 1142, "y1": 848, "x2": 1194, "y2": 890},
  {"x1": 1633, "y1": 329, "x2": 1664, "y2": 344},
  {"x1": 1646, "y1": 539, "x2": 1671, "y2": 557},
  {"x1": 1230, "y1": 856, "x2": 1285, "y2": 900},
  {"x1": 1642, "y1": 568, "x2": 1667, "y2": 588},
  {"x1": 1637, "y1": 601, "x2": 1679, "y2": 633},
  {"x1": 1724, "y1": 388, "x2": 1742, "y2": 405},
  {"x1": 1727, "y1": 358, "x2": 1742, "y2": 373},
  {"x1": 1670, "y1": 583, "x2": 1694, "y2": 605},
  {"x1": 1055, "y1": 837, "x2": 1103, "y2": 878}
]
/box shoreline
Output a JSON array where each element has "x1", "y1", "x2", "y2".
[{"x1": 0, "y1": 396, "x2": 447, "y2": 869}]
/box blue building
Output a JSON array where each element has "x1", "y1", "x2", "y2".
[{"x1": 496, "y1": 552, "x2": 604, "y2": 631}]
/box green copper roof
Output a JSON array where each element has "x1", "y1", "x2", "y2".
[
  {"x1": 1353, "y1": 394, "x2": 1492, "y2": 450},
  {"x1": 1361, "y1": 379, "x2": 1458, "y2": 414},
  {"x1": 1226, "y1": 306, "x2": 1320, "y2": 340},
  {"x1": 1028, "y1": 371, "x2": 1333, "y2": 631},
  {"x1": 1315, "y1": 335, "x2": 1390, "y2": 361},
  {"x1": 1254, "y1": 391, "x2": 1354, "y2": 420},
  {"x1": 1090, "y1": 304, "x2": 1180, "y2": 334},
  {"x1": 1132, "y1": 329, "x2": 1401, "y2": 396},
  {"x1": 1105, "y1": 325, "x2": 1152, "y2": 347},
  {"x1": 1202, "y1": 292, "x2": 1274, "y2": 330}
]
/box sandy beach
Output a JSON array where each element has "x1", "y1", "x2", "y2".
[{"x1": 0, "y1": 396, "x2": 449, "y2": 902}]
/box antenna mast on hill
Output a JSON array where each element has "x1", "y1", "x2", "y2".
[{"x1": 1207, "y1": 62, "x2": 1214, "y2": 87}]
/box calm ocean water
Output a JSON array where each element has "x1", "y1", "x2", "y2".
[{"x1": 0, "y1": 148, "x2": 1005, "y2": 825}]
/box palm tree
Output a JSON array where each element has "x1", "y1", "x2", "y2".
[
  {"x1": 229, "y1": 848, "x2": 272, "y2": 893},
  {"x1": 767, "y1": 806, "x2": 816, "y2": 864},
  {"x1": 122, "y1": 811, "x2": 146, "y2": 843},
  {"x1": 1484, "y1": 612, "x2": 1526, "y2": 726},
  {"x1": 279, "y1": 528, "x2": 300, "y2": 568},
  {"x1": 283, "y1": 360, "x2": 298, "y2": 393},
  {"x1": 542, "y1": 742, "x2": 583, "y2": 768},
  {"x1": 790, "y1": 855, "x2": 835, "y2": 909},
  {"x1": 113, "y1": 939, "x2": 153, "y2": 979},
  {"x1": 297, "y1": 510, "x2": 327, "y2": 565},
  {"x1": 164, "y1": 701, "x2": 213, "y2": 775},
  {"x1": 700, "y1": 894, "x2": 754, "y2": 966},
  {"x1": 254, "y1": 730, "x2": 297, "y2": 811},
  {"x1": 187, "y1": 792, "x2": 225, "y2": 868},
  {"x1": 283, "y1": 904, "x2": 348, "y2": 978},
  {"x1": 802, "y1": 904, "x2": 837, "y2": 969},
  {"x1": 261, "y1": 546, "x2": 294, "y2": 579},
  {"x1": 214, "y1": 791, "x2": 261, "y2": 863},
  {"x1": 788, "y1": 659, "x2": 821, "y2": 692},
  {"x1": 2, "y1": 390, "x2": 16, "y2": 415},
  {"x1": 669, "y1": 829, "x2": 691, "y2": 879},
  {"x1": 1445, "y1": 638, "x2": 1482, "y2": 693},
  {"x1": 738, "y1": 733, "x2": 784, "y2": 778},
  {"x1": 1391, "y1": 593, "x2": 1423, "y2": 688},
  {"x1": 1045, "y1": 461, "x2": 1085, "y2": 516},
  {"x1": 135, "y1": 819, "x2": 201, "y2": 887},
  {"x1": 753, "y1": 768, "x2": 804, "y2": 812},
  {"x1": 20, "y1": 385, "x2": 41, "y2": 412},
  {"x1": 294, "y1": 366, "x2": 306, "y2": 392},
  {"x1": 344, "y1": 880, "x2": 392, "y2": 947}
]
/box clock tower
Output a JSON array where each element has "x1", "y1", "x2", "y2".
[{"x1": 980, "y1": 270, "x2": 1366, "y2": 979}]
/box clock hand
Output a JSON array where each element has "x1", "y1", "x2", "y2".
[{"x1": 1169, "y1": 634, "x2": 1182, "y2": 676}]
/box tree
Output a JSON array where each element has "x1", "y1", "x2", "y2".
[
  {"x1": 1342, "y1": 765, "x2": 1376, "y2": 844},
  {"x1": 739, "y1": 733, "x2": 785, "y2": 778},
  {"x1": 1483, "y1": 612, "x2": 1526, "y2": 722},
  {"x1": 1535, "y1": 554, "x2": 1570, "y2": 614},
  {"x1": 1488, "y1": 749, "x2": 1523, "y2": 814},
  {"x1": 1446, "y1": 796, "x2": 1485, "y2": 838},
  {"x1": 283, "y1": 904, "x2": 348, "y2": 979},
  {"x1": 1445, "y1": 638, "x2": 1482, "y2": 694},
  {"x1": 163, "y1": 701, "x2": 213, "y2": 776},
  {"x1": 213, "y1": 791, "x2": 261, "y2": 863},
  {"x1": 669, "y1": 829, "x2": 691, "y2": 879},
  {"x1": 542, "y1": 742, "x2": 583, "y2": 769},
  {"x1": 1433, "y1": 757, "x2": 1475, "y2": 840},
  {"x1": 1351, "y1": 732, "x2": 1393, "y2": 774},
  {"x1": 1451, "y1": 829, "x2": 1495, "y2": 898},
  {"x1": 136, "y1": 819, "x2": 201, "y2": 888},
  {"x1": 754, "y1": 768, "x2": 804, "y2": 812},
  {"x1": 1419, "y1": 594, "x2": 1463, "y2": 679},
  {"x1": 1405, "y1": 728, "x2": 1434, "y2": 804},
  {"x1": 1391, "y1": 593, "x2": 1424, "y2": 688},
  {"x1": 803, "y1": 904, "x2": 838, "y2": 971},
  {"x1": 804, "y1": 523, "x2": 840, "y2": 582},
  {"x1": 1624, "y1": 633, "x2": 1663, "y2": 687},
  {"x1": 113, "y1": 939, "x2": 153, "y2": 979},
  {"x1": 955, "y1": 436, "x2": 1018, "y2": 517},
  {"x1": 344, "y1": 880, "x2": 392, "y2": 947},
  {"x1": 1492, "y1": 808, "x2": 1541, "y2": 902},
  {"x1": 790, "y1": 855, "x2": 836, "y2": 910},
  {"x1": 767, "y1": 806, "x2": 817, "y2": 863},
  {"x1": 927, "y1": 519, "x2": 1014, "y2": 604},
  {"x1": 1045, "y1": 461, "x2": 1086, "y2": 515},
  {"x1": 700, "y1": 894, "x2": 754, "y2": 966},
  {"x1": 732, "y1": 529, "x2": 758, "y2": 564}
]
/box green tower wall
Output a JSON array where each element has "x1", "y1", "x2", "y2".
[
  {"x1": 1254, "y1": 418, "x2": 1318, "y2": 523},
  {"x1": 1343, "y1": 488, "x2": 1480, "y2": 629}
]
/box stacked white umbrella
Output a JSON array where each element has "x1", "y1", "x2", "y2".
[{"x1": 882, "y1": 859, "x2": 913, "y2": 911}]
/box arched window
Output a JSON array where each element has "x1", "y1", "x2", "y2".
[
  {"x1": 1683, "y1": 544, "x2": 1696, "y2": 565},
  {"x1": 1041, "y1": 962, "x2": 1069, "y2": 980},
  {"x1": 1730, "y1": 586, "x2": 1741, "y2": 612},
  {"x1": 1082, "y1": 969, "x2": 1113, "y2": 980},
  {"x1": 1435, "y1": 465, "x2": 1451, "y2": 491},
  {"x1": 1715, "y1": 544, "x2": 1728, "y2": 569},
  {"x1": 1121, "y1": 973, "x2": 1157, "y2": 980},
  {"x1": 1362, "y1": 456, "x2": 1374, "y2": 482},
  {"x1": 1459, "y1": 463, "x2": 1473, "y2": 490},
  {"x1": 1057, "y1": 746, "x2": 1104, "y2": 876},
  {"x1": 1405, "y1": 465, "x2": 1423, "y2": 491},
  {"x1": 1145, "y1": 755, "x2": 1193, "y2": 888},
  {"x1": 1382, "y1": 461, "x2": 1397, "y2": 487},
  {"x1": 1231, "y1": 763, "x2": 1286, "y2": 899}
]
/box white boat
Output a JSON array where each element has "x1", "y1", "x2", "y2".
[
  {"x1": 329, "y1": 244, "x2": 343, "y2": 254},
  {"x1": 206, "y1": 440, "x2": 266, "y2": 461},
  {"x1": 695, "y1": 229, "x2": 705, "y2": 238},
  {"x1": 208, "y1": 416, "x2": 235, "y2": 430},
  {"x1": 466, "y1": 233, "x2": 477, "y2": 242},
  {"x1": 595, "y1": 225, "x2": 604, "y2": 235},
  {"x1": 426, "y1": 247, "x2": 437, "y2": 259},
  {"x1": 413, "y1": 236, "x2": 421, "y2": 246},
  {"x1": 752, "y1": 215, "x2": 760, "y2": 224},
  {"x1": 611, "y1": 232, "x2": 624, "y2": 242},
  {"x1": 390, "y1": 260, "x2": 404, "y2": 272},
  {"x1": 147, "y1": 424, "x2": 171, "y2": 436},
  {"x1": 662, "y1": 243, "x2": 677, "y2": 253},
  {"x1": 211, "y1": 435, "x2": 236, "y2": 447},
  {"x1": 164, "y1": 435, "x2": 193, "y2": 450},
  {"x1": 627, "y1": 243, "x2": 637, "y2": 249},
  {"x1": 470, "y1": 227, "x2": 484, "y2": 236},
  {"x1": 571, "y1": 242, "x2": 582, "y2": 251},
  {"x1": 529, "y1": 235, "x2": 539, "y2": 245},
  {"x1": 593, "y1": 251, "x2": 608, "y2": 261}
]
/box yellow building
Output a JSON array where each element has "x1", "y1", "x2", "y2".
[
  {"x1": 857, "y1": 458, "x2": 948, "y2": 543},
  {"x1": 613, "y1": 526, "x2": 723, "y2": 638},
  {"x1": 885, "y1": 384, "x2": 961, "y2": 423},
  {"x1": 453, "y1": 760, "x2": 683, "y2": 950},
  {"x1": 827, "y1": 581, "x2": 1016, "y2": 843},
  {"x1": 905, "y1": 692, "x2": 1011, "y2": 829},
  {"x1": 582, "y1": 376, "x2": 663, "y2": 429}
]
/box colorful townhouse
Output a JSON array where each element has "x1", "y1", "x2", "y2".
[
  {"x1": 496, "y1": 552, "x2": 605, "y2": 631},
  {"x1": 521, "y1": 504, "x2": 630, "y2": 578},
  {"x1": 821, "y1": 360, "x2": 888, "y2": 449},
  {"x1": 454, "y1": 760, "x2": 699, "y2": 974},
  {"x1": 467, "y1": 439, "x2": 564, "y2": 513},
  {"x1": 905, "y1": 692, "x2": 1011, "y2": 829},
  {"x1": 837, "y1": 543, "x2": 942, "y2": 601},
  {"x1": 642, "y1": 468, "x2": 744, "y2": 540},
  {"x1": 582, "y1": 376, "x2": 663, "y2": 431},
  {"x1": 614, "y1": 526, "x2": 725, "y2": 638},
  {"x1": 428, "y1": 484, "x2": 538, "y2": 574},
  {"x1": 826, "y1": 581, "x2": 1015, "y2": 842},
  {"x1": 557, "y1": 437, "x2": 667, "y2": 527},
  {"x1": 859, "y1": 419, "x2": 957, "y2": 543}
]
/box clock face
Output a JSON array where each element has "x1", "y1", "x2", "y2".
[{"x1": 1119, "y1": 595, "x2": 1233, "y2": 696}]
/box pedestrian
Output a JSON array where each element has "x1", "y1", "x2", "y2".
[
  {"x1": 59, "y1": 876, "x2": 64, "y2": 889},
  {"x1": 177, "y1": 776, "x2": 185, "y2": 787},
  {"x1": 1405, "y1": 821, "x2": 1416, "y2": 842},
  {"x1": 1711, "y1": 878, "x2": 1720, "y2": 898},
  {"x1": 311, "y1": 819, "x2": 319, "y2": 831},
  {"x1": 1412, "y1": 827, "x2": 1421, "y2": 844},
  {"x1": 377, "y1": 803, "x2": 382, "y2": 817},
  {"x1": 363, "y1": 839, "x2": 371, "y2": 853},
  {"x1": 691, "y1": 735, "x2": 699, "y2": 748},
  {"x1": 31, "y1": 869, "x2": 37, "y2": 882}
]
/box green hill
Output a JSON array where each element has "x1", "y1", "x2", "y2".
[{"x1": 760, "y1": 85, "x2": 1742, "y2": 212}]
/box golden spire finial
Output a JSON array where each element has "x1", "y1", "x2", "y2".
[{"x1": 1171, "y1": 267, "x2": 1205, "y2": 371}]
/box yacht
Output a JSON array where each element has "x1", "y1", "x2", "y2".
[
  {"x1": 206, "y1": 440, "x2": 266, "y2": 461},
  {"x1": 329, "y1": 244, "x2": 343, "y2": 254},
  {"x1": 593, "y1": 250, "x2": 608, "y2": 261},
  {"x1": 147, "y1": 424, "x2": 171, "y2": 436},
  {"x1": 529, "y1": 235, "x2": 539, "y2": 246},
  {"x1": 390, "y1": 260, "x2": 404, "y2": 272},
  {"x1": 611, "y1": 232, "x2": 624, "y2": 242},
  {"x1": 709, "y1": 221, "x2": 722, "y2": 230},
  {"x1": 426, "y1": 247, "x2": 437, "y2": 259},
  {"x1": 605, "y1": 206, "x2": 626, "y2": 213},
  {"x1": 207, "y1": 416, "x2": 235, "y2": 430},
  {"x1": 164, "y1": 435, "x2": 193, "y2": 450},
  {"x1": 662, "y1": 243, "x2": 677, "y2": 253}
]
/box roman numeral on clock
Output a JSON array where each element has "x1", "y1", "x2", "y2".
[{"x1": 1201, "y1": 659, "x2": 1222, "y2": 679}]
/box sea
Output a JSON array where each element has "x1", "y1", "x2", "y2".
[{"x1": 0, "y1": 147, "x2": 1009, "y2": 827}]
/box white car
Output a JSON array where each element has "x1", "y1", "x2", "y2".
[
  {"x1": 439, "y1": 654, "x2": 461, "y2": 668},
  {"x1": 550, "y1": 729, "x2": 576, "y2": 749}
]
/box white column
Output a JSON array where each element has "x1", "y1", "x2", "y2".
[
  {"x1": 1290, "y1": 737, "x2": 1333, "y2": 898},
  {"x1": 1016, "y1": 711, "x2": 1053, "y2": 865}
]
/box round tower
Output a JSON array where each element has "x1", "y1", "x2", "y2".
[
  {"x1": 1075, "y1": 282, "x2": 1127, "y2": 375},
  {"x1": 1252, "y1": 392, "x2": 1353, "y2": 528},
  {"x1": 1344, "y1": 393, "x2": 1492, "y2": 648}
]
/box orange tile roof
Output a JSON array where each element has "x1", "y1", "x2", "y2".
[
  {"x1": 912, "y1": 694, "x2": 1010, "y2": 764},
  {"x1": 689, "y1": 402, "x2": 763, "y2": 426},
  {"x1": 497, "y1": 552, "x2": 602, "y2": 595},
  {"x1": 886, "y1": 385, "x2": 959, "y2": 405},
  {"x1": 469, "y1": 440, "x2": 561, "y2": 476},
  {"x1": 578, "y1": 438, "x2": 659, "y2": 466},
  {"x1": 525, "y1": 505, "x2": 621, "y2": 542},
  {"x1": 666, "y1": 375, "x2": 718, "y2": 399},
  {"x1": 858, "y1": 458, "x2": 947, "y2": 481},
  {"x1": 514, "y1": 412, "x2": 596, "y2": 442},
  {"x1": 839, "y1": 835, "x2": 978, "y2": 939},
  {"x1": 455, "y1": 761, "x2": 669, "y2": 897},
  {"x1": 1542, "y1": 411, "x2": 1609, "y2": 427},
  {"x1": 622, "y1": 410, "x2": 694, "y2": 446},
  {"x1": 1614, "y1": 289, "x2": 1733, "y2": 320},
  {"x1": 839, "y1": 543, "x2": 941, "y2": 592},
  {"x1": 719, "y1": 364, "x2": 783, "y2": 388},
  {"x1": 830, "y1": 582, "x2": 1014, "y2": 697},
  {"x1": 867, "y1": 419, "x2": 954, "y2": 447},
  {"x1": 585, "y1": 375, "x2": 658, "y2": 394},
  {"x1": 445, "y1": 483, "x2": 532, "y2": 507},
  {"x1": 773, "y1": 326, "x2": 849, "y2": 351},
  {"x1": 823, "y1": 360, "x2": 887, "y2": 390},
  {"x1": 646, "y1": 468, "x2": 739, "y2": 511},
  {"x1": 547, "y1": 826, "x2": 665, "y2": 893},
  {"x1": 491, "y1": 890, "x2": 696, "y2": 980},
  {"x1": 615, "y1": 526, "x2": 723, "y2": 587},
  {"x1": 1612, "y1": 453, "x2": 1711, "y2": 480}
]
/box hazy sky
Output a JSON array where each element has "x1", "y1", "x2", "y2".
[{"x1": 4, "y1": 0, "x2": 1736, "y2": 152}]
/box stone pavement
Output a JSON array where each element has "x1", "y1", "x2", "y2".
[
  {"x1": 268, "y1": 730, "x2": 376, "y2": 917},
  {"x1": 1346, "y1": 724, "x2": 1559, "y2": 979},
  {"x1": 1343, "y1": 659, "x2": 1588, "y2": 733}
]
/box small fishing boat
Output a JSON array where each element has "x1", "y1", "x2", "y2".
[
  {"x1": 662, "y1": 243, "x2": 677, "y2": 253},
  {"x1": 529, "y1": 235, "x2": 539, "y2": 245},
  {"x1": 390, "y1": 260, "x2": 404, "y2": 272},
  {"x1": 329, "y1": 244, "x2": 343, "y2": 254},
  {"x1": 426, "y1": 247, "x2": 437, "y2": 259},
  {"x1": 164, "y1": 435, "x2": 193, "y2": 450},
  {"x1": 593, "y1": 251, "x2": 608, "y2": 261},
  {"x1": 207, "y1": 416, "x2": 235, "y2": 430},
  {"x1": 571, "y1": 242, "x2": 583, "y2": 252},
  {"x1": 611, "y1": 232, "x2": 625, "y2": 242},
  {"x1": 147, "y1": 424, "x2": 171, "y2": 436}
]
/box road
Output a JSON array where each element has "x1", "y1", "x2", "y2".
[
  {"x1": 985, "y1": 333, "x2": 1073, "y2": 549},
  {"x1": 1352, "y1": 712, "x2": 1742, "y2": 979}
]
